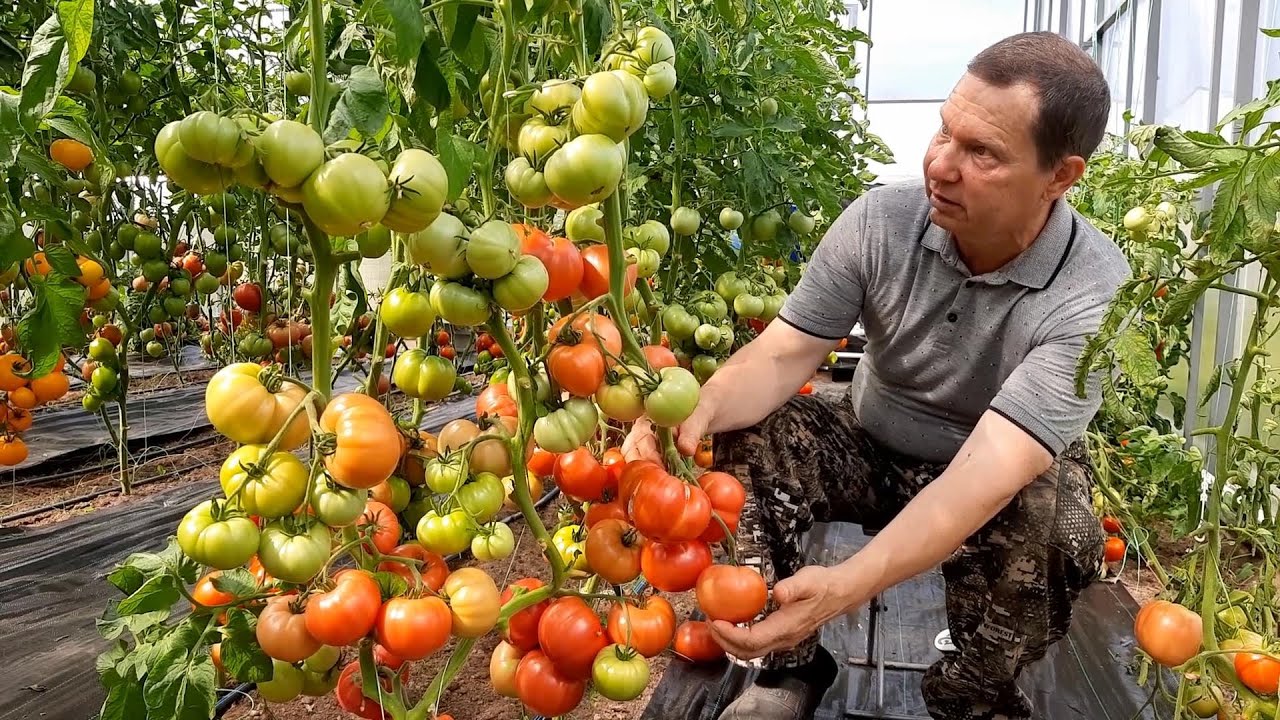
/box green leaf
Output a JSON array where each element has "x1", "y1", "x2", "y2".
[
  {"x1": 582, "y1": 0, "x2": 613, "y2": 59},
  {"x1": 1200, "y1": 362, "x2": 1224, "y2": 409},
  {"x1": 373, "y1": 570, "x2": 409, "y2": 599},
  {"x1": 1217, "y1": 80, "x2": 1280, "y2": 135},
  {"x1": 370, "y1": 0, "x2": 423, "y2": 66},
  {"x1": 98, "y1": 601, "x2": 171, "y2": 641},
  {"x1": 143, "y1": 616, "x2": 217, "y2": 720},
  {"x1": 57, "y1": 0, "x2": 95, "y2": 66},
  {"x1": 741, "y1": 150, "x2": 768, "y2": 210},
  {"x1": 1115, "y1": 327, "x2": 1159, "y2": 387},
  {"x1": 210, "y1": 568, "x2": 258, "y2": 599},
  {"x1": 525, "y1": 0, "x2": 558, "y2": 23},
  {"x1": 116, "y1": 573, "x2": 181, "y2": 616},
  {"x1": 447, "y1": 5, "x2": 482, "y2": 54},
  {"x1": 1209, "y1": 165, "x2": 1246, "y2": 251},
  {"x1": 414, "y1": 41, "x2": 449, "y2": 112},
  {"x1": 766, "y1": 116, "x2": 804, "y2": 133},
  {"x1": 436, "y1": 122, "x2": 476, "y2": 202},
  {"x1": 1264, "y1": 27, "x2": 1280, "y2": 37},
  {"x1": 44, "y1": 244, "x2": 80, "y2": 276},
  {"x1": 0, "y1": 195, "x2": 30, "y2": 268},
  {"x1": 1152, "y1": 127, "x2": 1248, "y2": 168},
  {"x1": 1, "y1": 90, "x2": 22, "y2": 165},
  {"x1": 19, "y1": 13, "x2": 73, "y2": 132},
  {"x1": 714, "y1": 0, "x2": 740, "y2": 26},
  {"x1": 99, "y1": 672, "x2": 147, "y2": 720},
  {"x1": 711, "y1": 122, "x2": 754, "y2": 138},
  {"x1": 1244, "y1": 151, "x2": 1280, "y2": 244},
  {"x1": 1161, "y1": 273, "x2": 1216, "y2": 326},
  {"x1": 324, "y1": 66, "x2": 390, "y2": 144},
  {"x1": 17, "y1": 272, "x2": 87, "y2": 377},
  {"x1": 219, "y1": 608, "x2": 272, "y2": 683}
]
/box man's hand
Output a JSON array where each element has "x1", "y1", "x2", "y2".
[
  {"x1": 708, "y1": 565, "x2": 862, "y2": 660},
  {"x1": 621, "y1": 401, "x2": 715, "y2": 463}
]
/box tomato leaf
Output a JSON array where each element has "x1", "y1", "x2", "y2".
[
  {"x1": 373, "y1": 571, "x2": 410, "y2": 599},
  {"x1": 210, "y1": 567, "x2": 259, "y2": 598},
  {"x1": 445, "y1": 4, "x2": 482, "y2": 54},
  {"x1": 98, "y1": 665, "x2": 147, "y2": 720},
  {"x1": 1161, "y1": 273, "x2": 1217, "y2": 326},
  {"x1": 18, "y1": 13, "x2": 73, "y2": 132},
  {"x1": 1243, "y1": 151, "x2": 1280, "y2": 245},
  {"x1": 1114, "y1": 327, "x2": 1159, "y2": 388},
  {"x1": 57, "y1": 0, "x2": 96, "y2": 66},
  {"x1": 1152, "y1": 127, "x2": 1248, "y2": 169},
  {"x1": 711, "y1": 122, "x2": 754, "y2": 138},
  {"x1": 116, "y1": 573, "x2": 182, "y2": 616},
  {"x1": 325, "y1": 65, "x2": 390, "y2": 144},
  {"x1": 0, "y1": 196, "x2": 30, "y2": 268},
  {"x1": 98, "y1": 602, "x2": 172, "y2": 641},
  {"x1": 367, "y1": 0, "x2": 424, "y2": 66},
  {"x1": 741, "y1": 150, "x2": 768, "y2": 211},
  {"x1": 44, "y1": 244, "x2": 80, "y2": 276},
  {"x1": 219, "y1": 608, "x2": 273, "y2": 682},
  {"x1": 581, "y1": 0, "x2": 613, "y2": 59},
  {"x1": 17, "y1": 271, "x2": 86, "y2": 377},
  {"x1": 1199, "y1": 363, "x2": 1225, "y2": 410},
  {"x1": 0, "y1": 91, "x2": 21, "y2": 166},
  {"x1": 436, "y1": 122, "x2": 476, "y2": 202},
  {"x1": 143, "y1": 616, "x2": 218, "y2": 720},
  {"x1": 414, "y1": 40, "x2": 450, "y2": 113}
]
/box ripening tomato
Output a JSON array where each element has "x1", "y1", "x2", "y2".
[
  {"x1": 320, "y1": 393, "x2": 401, "y2": 489},
  {"x1": 444, "y1": 567, "x2": 501, "y2": 638},
  {"x1": 698, "y1": 472, "x2": 746, "y2": 543},
  {"x1": 629, "y1": 470, "x2": 712, "y2": 541},
  {"x1": 579, "y1": 243, "x2": 637, "y2": 299},
  {"x1": 554, "y1": 448, "x2": 613, "y2": 503},
  {"x1": 515, "y1": 650, "x2": 587, "y2": 716},
  {"x1": 477, "y1": 383, "x2": 518, "y2": 418},
  {"x1": 547, "y1": 312, "x2": 623, "y2": 397},
  {"x1": 641, "y1": 539, "x2": 713, "y2": 592},
  {"x1": 490, "y1": 640, "x2": 524, "y2": 698},
  {"x1": 642, "y1": 344, "x2": 678, "y2": 370},
  {"x1": 606, "y1": 595, "x2": 676, "y2": 658},
  {"x1": 500, "y1": 578, "x2": 550, "y2": 652},
  {"x1": 1235, "y1": 651, "x2": 1280, "y2": 695},
  {"x1": 585, "y1": 519, "x2": 643, "y2": 585},
  {"x1": 1103, "y1": 536, "x2": 1125, "y2": 563},
  {"x1": 696, "y1": 565, "x2": 769, "y2": 624},
  {"x1": 305, "y1": 570, "x2": 382, "y2": 646},
  {"x1": 538, "y1": 597, "x2": 609, "y2": 680},
  {"x1": 1133, "y1": 600, "x2": 1202, "y2": 667},
  {"x1": 1102, "y1": 516, "x2": 1122, "y2": 534},
  {"x1": 520, "y1": 233, "x2": 584, "y2": 302},
  {"x1": 673, "y1": 620, "x2": 725, "y2": 663},
  {"x1": 378, "y1": 544, "x2": 449, "y2": 592},
  {"x1": 359, "y1": 501, "x2": 402, "y2": 554},
  {"x1": 257, "y1": 595, "x2": 323, "y2": 662}
]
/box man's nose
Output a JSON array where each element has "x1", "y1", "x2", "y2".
[{"x1": 927, "y1": 142, "x2": 961, "y2": 184}]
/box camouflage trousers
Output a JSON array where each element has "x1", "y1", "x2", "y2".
[{"x1": 712, "y1": 394, "x2": 1104, "y2": 720}]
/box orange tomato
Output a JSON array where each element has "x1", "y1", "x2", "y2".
[
  {"x1": 0, "y1": 354, "x2": 29, "y2": 391},
  {"x1": 9, "y1": 386, "x2": 37, "y2": 409},
  {"x1": 30, "y1": 371, "x2": 70, "y2": 404},
  {"x1": 1134, "y1": 600, "x2": 1202, "y2": 667},
  {"x1": 319, "y1": 393, "x2": 401, "y2": 489},
  {"x1": 0, "y1": 436, "x2": 28, "y2": 465},
  {"x1": 50, "y1": 138, "x2": 93, "y2": 172}
]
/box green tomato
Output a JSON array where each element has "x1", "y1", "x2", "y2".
[
  {"x1": 70, "y1": 210, "x2": 90, "y2": 231},
  {"x1": 145, "y1": 340, "x2": 166, "y2": 357},
  {"x1": 592, "y1": 645, "x2": 650, "y2": 701},
  {"x1": 284, "y1": 71, "x2": 312, "y2": 96},
  {"x1": 1123, "y1": 206, "x2": 1152, "y2": 233},
  {"x1": 169, "y1": 277, "x2": 192, "y2": 297},
  {"x1": 529, "y1": 78, "x2": 581, "y2": 114},
  {"x1": 163, "y1": 296, "x2": 187, "y2": 318},
  {"x1": 671, "y1": 207, "x2": 701, "y2": 236},
  {"x1": 788, "y1": 211, "x2": 816, "y2": 235},
  {"x1": 471, "y1": 521, "x2": 515, "y2": 562},
  {"x1": 504, "y1": 157, "x2": 554, "y2": 209},
  {"x1": 426, "y1": 456, "x2": 465, "y2": 494},
  {"x1": 220, "y1": 444, "x2": 309, "y2": 518},
  {"x1": 750, "y1": 210, "x2": 783, "y2": 242},
  {"x1": 532, "y1": 397, "x2": 599, "y2": 453},
  {"x1": 572, "y1": 70, "x2": 649, "y2": 142},
  {"x1": 761, "y1": 293, "x2": 786, "y2": 321},
  {"x1": 518, "y1": 116, "x2": 572, "y2": 165},
  {"x1": 88, "y1": 337, "x2": 117, "y2": 362},
  {"x1": 356, "y1": 224, "x2": 392, "y2": 258},
  {"x1": 82, "y1": 392, "x2": 104, "y2": 412},
  {"x1": 406, "y1": 212, "x2": 471, "y2": 278},
  {"x1": 67, "y1": 65, "x2": 96, "y2": 95},
  {"x1": 141, "y1": 260, "x2": 169, "y2": 284},
  {"x1": 90, "y1": 365, "x2": 118, "y2": 396},
  {"x1": 662, "y1": 305, "x2": 700, "y2": 340},
  {"x1": 133, "y1": 232, "x2": 163, "y2": 259},
  {"x1": 716, "y1": 324, "x2": 735, "y2": 352},
  {"x1": 178, "y1": 111, "x2": 254, "y2": 168},
  {"x1": 302, "y1": 154, "x2": 390, "y2": 237},
  {"x1": 105, "y1": 241, "x2": 126, "y2": 261},
  {"x1": 456, "y1": 472, "x2": 506, "y2": 522},
  {"x1": 1217, "y1": 606, "x2": 1250, "y2": 630},
  {"x1": 378, "y1": 476, "x2": 412, "y2": 513},
  {"x1": 257, "y1": 519, "x2": 330, "y2": 584},
  {"x1": 714, "y1": 271, "x2": 749, "y2": 303},
  {"x1": 694, "y1": 323, "x2": 722, "y2": 350},
  {"x1": 309, "y1": 477, "x2": 368, "y2": 527},
  {"x1": 643, "y1": 61, "x2": 677, "y2": 98},
  {"x1": 565, "y1": 204, "x2": 605, "y2": 242},
  {"x1": 138, "y1": 327, "x2": 156, "y2": 343},
  {"x1": 392, "y1": 349, "x2": 457, "y2": 401},
  {"x1": 154, "y1": 122, "x2": 236, "y2": 195},
  {"x1": 205, "y1": 252, "x2": 229, "y2": 277},
  {"x1": 176, "y1": 500, "x2": 260, "y2": 569},
  {"x1": 552, "y1": 524, "x2": 589, "y2": 572},
  {"x1": 196, "y1": 273, "x2": 221, "y2": 295},
  {"x1": 645, "y1": 366, "x2": 700, "y2": 428},
  {"x1": 544, "y1": 134, "x2": 626, "y2": 209},
  {"x1": 595, "y1": 370, "x2": 646, "y2": 422},
  {"x1": 690, "y1": 290, "x2": 729, "y2": 321},
  {"x1": 466, "y1": 220, "x2": 521, "y2": 279},
  {"x1": 507, "y1": 368, "x2": 551, "y2": 403},
  {"x1": 719, "y1": 207, "x2": 744, "y2": 230},
  {"x1": 255, "y1": 120, "x2": 325, "y2": 189},
  {"x1": 148, "y1": 304, "x2": 169, "y2": 324},
  {"x1": 626, "y1": 247, "x2": 660, "y2": 278},
  {"x1": 300, "y1": 666, "x2": 341, "y2": 697},
  {"x1": 258, "y1": 659, "x2": 304, "y2": 703},
  {"x1": 384, "y1": 148, "x2": 448, "y2": 233},
  {"x1": 692, "y1": 354, "x2": 720, "y2": 384},
  {"x1": 417, "y1": 509, "x2": 474, "y2": 555},
  {"x1": 760, "y1": 97, "x2": 779, "y2": 117},
  {"x1": 493, "y1": 255, "x2": 550, "y2": 312},
  {"x1": 118, "y1": 69, "x2": 143, "y2": 95},
  {"x1": 1187, "y1": 685, "x2": 1223, "y2": 719},
  {"x1": 380, "y1": 287, "x2": 436, "y2": 338},
  {"x1": 430, "y1": 282, "x2": 492, "y2": 327},
  {"x1": 734, "y1": 293, "x2": 765, "y2": 318}
]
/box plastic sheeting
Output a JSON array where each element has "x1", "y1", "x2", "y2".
[
  {"x1": 0, "y1": 394, "x2": 477, "y2": 720},
  {"x1": 642, "y1": 521, "x2": 1172, "y2": 720}
]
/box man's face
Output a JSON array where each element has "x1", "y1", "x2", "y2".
[{"x1": 922, "y1": 73, "x2": 1059, "y2": 241}]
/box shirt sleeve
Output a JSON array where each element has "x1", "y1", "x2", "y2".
[
  {"x1": 988, "y1": 303, "x2": 1107, "y2": 457},
  {"x1": 775, "y1": 197, "x2": 868, "y2": 340}
]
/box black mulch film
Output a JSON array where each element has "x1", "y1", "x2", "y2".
[
  {"x1": 642, "y1": 522, "x2": 1172, "y2": 720},
  {"x1": 0, "y1": 393, "x2": 477, "y2": 720}
]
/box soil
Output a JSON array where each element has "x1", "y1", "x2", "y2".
[{"x1": 223, "y1": 501, "x2": 701, "y2": 720}]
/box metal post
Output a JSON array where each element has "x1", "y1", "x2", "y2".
[
  {"x1": 1142, "y1": 0, "x2": 1162, "y2": 125},
  {"x1": 1124, "y1": 0, "x2": 1138, "y2": 138}
]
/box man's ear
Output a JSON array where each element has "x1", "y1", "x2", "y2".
[{"x1": 1046, "y1": 155, "x2": 1087, "y2": 201}]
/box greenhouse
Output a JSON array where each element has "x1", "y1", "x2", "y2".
[{"x1": 2, "y1": 0, "x2": 1279, "y2": 718}]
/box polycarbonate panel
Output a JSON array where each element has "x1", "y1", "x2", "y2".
[
  {"x1": 1155, "y1": 0, "x2": 1216, "y2": 130},
  {"x1": 862, "y1": 102, "x2": 943, "y2": 184}
]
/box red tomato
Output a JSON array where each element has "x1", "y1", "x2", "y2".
[
  {"x1": 585, "y1": 499, "x2": 629, "y2": 527},
  {"x1": 1235, "y1": 652, "x2": 1280, "y2": 694},
  {"x1": 305, "y1": 570, "x2": 382, "y2": 646},
  {"x1": 1133, "y1": 600, "x2": 1202, "y2": 667},
  {"x1": 606, "y1": 595, "x2": 676, "y2": 658},
  {"x1": 579, "y1": 244, "x2": 636, "y2": 300},
  {"x1": 527, "y1": 448, "x2": 559, "y2": 479},
  {"x1": 618, "y1": 460, "x2": 665, "y2": 507},
  {"x1": 375, "y1": 596, "x2": 452, "y2": 660},
  {"x1": 519, "y1": 230, "x2": 584, "y2": 302},
  {"x1": 1103, "y1": 536, "x2": 1125, "y2": 563},
  {"x1": 477, "y1": 383, "x2": 518, "y2": 418},
  {"x1": 361, "y1": 501, "x2": 402, "y2": 555},
  {"x1": 515, "y1": 650, "x2": 586, "y2": 716},
  {"x1": 554, "y1": 448, "x2": 613, "y2": 503},
  {"x1": 673, "y1": 620, "x2": 726, "y2": 663},
  {"x1": 642, "y1": 344, "x2": 678, "y2": 370},
  {"x1": 439, "y1": 345, "x2": 456, "y2": 361},
  {"x1": 537, "y1": 596, "x2": 609, "y2": 680},
  {"x1": 695, "y1": 565, "x2": 769, "y2": 623},
  {"x1": 698, "y1": 471, "x2": 746, "y2": 543},
  {"x1": 377, "y1": 544, "x2": 449, "y2": 592},
  {"x1": 1101, "y1": 516, "x2": 1122, "y2": 534},
  {"x1": 641, "y1": 539, "x2": 712, "y2": 592},
  {"x1": 601, "y1": 448, "x2": 626, "y2": 487},
  {"x1": 500, "y1": 578, "x2": 550, "y2": 652},
  {"x1": 797, "y1": 382, "x2": 814, "y2": 395},
  {"x1": 435, "y1": 330, "x2": 451, "y2": 346},
  {"x1": 629, "y1": 470, "x2": 712, "y2": 541}
]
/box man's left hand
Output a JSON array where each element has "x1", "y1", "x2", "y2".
[{"x1": 708, "y1": 565, "x2": 863, "y2": 660}]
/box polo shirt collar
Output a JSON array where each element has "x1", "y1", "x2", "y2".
[{"x1": 919, "y1": 199, "x2": 1077, "y2": 289}]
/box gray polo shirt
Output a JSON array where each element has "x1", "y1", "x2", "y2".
[{"x1": 779, "y1": 179, "x2": 1129, "y2": 464}]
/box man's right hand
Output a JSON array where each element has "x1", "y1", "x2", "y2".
[{"x1": 621, "y1": 399, "x2": 715, "y2": 463}]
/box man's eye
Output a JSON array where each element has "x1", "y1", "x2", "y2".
[{"x1": 973, "y1": 145, "x2": 989, "y2": 157}]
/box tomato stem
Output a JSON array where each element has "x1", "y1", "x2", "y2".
[
  {"x1": 414, "y1": 637, "x2": 477, "y2": 714},
  {"x1": 304, "y1": 216, "x2": 339, "y2": 399},
  {"x1": 358, "y1": 639, "x2": 408, "y2": 719},
  {"x1": 601, "y1": 192, "x2": 649, "y2": 365}
]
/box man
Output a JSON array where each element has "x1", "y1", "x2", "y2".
[{"x1": 624, "y1": 32, "x2": 1125, "y2": 719}]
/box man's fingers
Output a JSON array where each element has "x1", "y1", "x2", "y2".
[{"x1": 708, "y1": 620, "x2": 774, "y2": 659}]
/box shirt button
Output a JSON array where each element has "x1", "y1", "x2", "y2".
[{"x1": 947, "y1": 312, "x2": 958, "y2": 323}]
